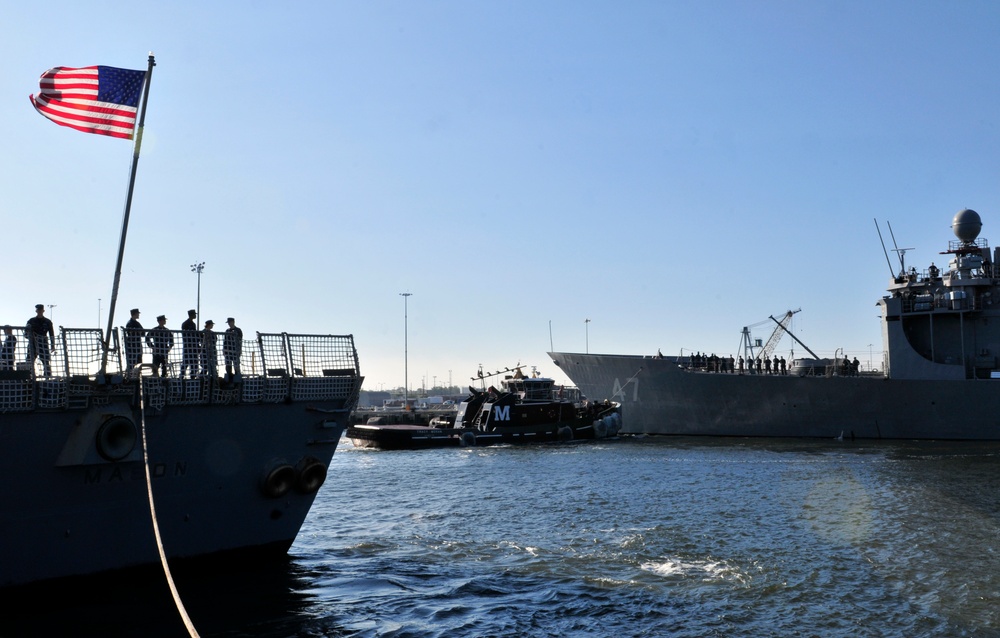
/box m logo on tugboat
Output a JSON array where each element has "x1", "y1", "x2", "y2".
[{"x1": 493, "y1": 405, "x2": 510, "y2": 421}]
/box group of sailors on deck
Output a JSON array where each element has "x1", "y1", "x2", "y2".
[
  {"x1": 13, "y1": 303, "x2": 244, "y2": 381},
  {"x1": 685, "y1": 351, "x2": 864, "y2": 376},
  {"x1": 686, "y1": 351, "x2": 789, "y2": 375},
  {"x1": 841, "y1": 356, "x2": 862, "y2": 376},
  {"x1": 123, "y1": 308, "x2": 243, "y2": 380}
]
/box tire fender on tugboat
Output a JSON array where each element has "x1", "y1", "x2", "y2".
[
  {"x1": 558, "y1": 426, "x2": 573, "y2": 441},
  {"x1": 460, "y1": 431, "x2": 476, "y2": 447},
  {"x1": 593, "y1": 419, "x2": 607, "y2": 439},
  {"x1": 604, "y1": 413, "x2": 621, "y2": 435}
]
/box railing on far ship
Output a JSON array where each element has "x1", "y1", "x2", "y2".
[{"x1": 899, "y1": 289, "x2": 984, "y2": 314}]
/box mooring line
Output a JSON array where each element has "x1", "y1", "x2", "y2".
[
  {"x1": 614, "y1": 366, "x2": 644, "y2": 402},
  {"x1": 138, "y1": 372, "x2": 200, "y2": 637}
]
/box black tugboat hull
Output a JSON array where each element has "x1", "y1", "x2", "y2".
[
  {"x1": 347, "y1": 424, "x2": 463, "y2": 450},
  {"x1": 347, "y1": 411, "x2": 622, "y2": 450}
]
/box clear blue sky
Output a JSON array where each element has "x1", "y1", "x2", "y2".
[{"x1": 3, "y1": 1, "x2": 1000, "y2": 391}]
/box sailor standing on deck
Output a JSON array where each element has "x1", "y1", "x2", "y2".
[
  {"x1": 200, "y1": 320, "x2": 217, "y2": 378},
  {"x1": 0, "y1": 325, "x2": 16, "y2": 371},
  {"x1": 180, "y1": 309, "x2": 199, "y2": 378},
  {"x1": 124, "y1": 308, "x2": 144, "y2": 375},
  {"x1": 145, "y1": 315, "x2": 173, "y2": 377},
  {"x1": 25, "y1": 304, "x2": 54, "y2": 377},
  {"x1": 223, "y1": 317, "x2": 243, "y2": 382}
]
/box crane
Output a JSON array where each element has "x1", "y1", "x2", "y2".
[
  {"x1": 739, "y1": 308, "x2": 819, "y2": 363},
  {"x1": 760, "y1": 310, "x2": 797, "y2": 360}
]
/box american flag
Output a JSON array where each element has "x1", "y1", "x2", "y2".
[{"x1": 29, "y1": 66, "x2": 147, "y2": 140}]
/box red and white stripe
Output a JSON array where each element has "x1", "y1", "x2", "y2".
[{"x1": 29, "y1": 66, "x2": 139, "y2": 140}]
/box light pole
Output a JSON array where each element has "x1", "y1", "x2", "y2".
[
  {"x1": 868, "y1": 343, "x2": 873, "y2": 372},
  {"x1": 585, "y1": 318, "x2": 591, "y2": 354},
  {"x1": 191, "y1": 262, "x2": 205, "y2": 321},
  {"x1": 400, "y1": 292, "x2": 412, "y2": 408},
  {"x1": 48, "y1": 304, "x2": 56, "y2": 324}
]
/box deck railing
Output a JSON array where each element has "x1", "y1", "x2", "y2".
[{"x1": 0, "y1": 327, "x2": 360, "y2": 412}]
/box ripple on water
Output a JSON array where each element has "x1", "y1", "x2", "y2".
[{"x1": 280, "y1": 438, "x2": 1000, "y2": 637}]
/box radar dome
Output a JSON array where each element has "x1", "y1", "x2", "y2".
[{"x1": 952, "y1": 208, "x2": 982, "y2": 242}]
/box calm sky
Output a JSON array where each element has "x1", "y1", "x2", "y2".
[{"x1": 2, "y1": 1, "x2": 999, "y2": 391}]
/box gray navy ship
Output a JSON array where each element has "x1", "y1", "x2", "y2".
[
  {"x1": 550, "y1": 208, "x2": 1000, "y2": 440},
  {"x1": 1, "y1": 328, "x2": 362, "y2": 587},
  {"x1": 6, "y1": 57, "x2": 364, "y2": 590}
]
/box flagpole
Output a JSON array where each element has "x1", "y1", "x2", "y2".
[{"x1": 100, "y1": 53, "x2": 156, "y2": 379}]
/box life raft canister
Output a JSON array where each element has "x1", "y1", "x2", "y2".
[
  {"x1": 295, "y1": 456, "x2": 327, "y2": 494},
  {"x1": 260, "y1": 463, "x2": 296, "y2": 498},
  {"x1": 95, "y1": 416, "x2": 138, "y2": 462}
]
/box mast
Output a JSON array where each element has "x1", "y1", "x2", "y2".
[{"x1": 100, "y1": 54, "x2": 156, "y2": 379}]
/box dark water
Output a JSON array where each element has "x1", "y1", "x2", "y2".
[{"x1": 8, "y1": 436, "x2": 1000, "y2": 637}]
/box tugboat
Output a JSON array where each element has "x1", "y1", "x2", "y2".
[{"x1": 347, "y1": 366, "x2": 621, "y2": 450}]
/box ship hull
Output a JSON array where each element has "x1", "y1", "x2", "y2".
[
  {"x1": 347, "y1": 415, "x2": 620, "y2": 450},
  {"x1": 549, "y1": 352, "x2": 1000, "y2": 440},
  {"x1": 348, "y1": 423, "x2": 462, "y2": 449},
  {"x1": 0, "y1": 397, "x2": 350, "y2": 587},
  {"x1": 1, "y1": 327, "x2": 363, "y2": 589}
]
